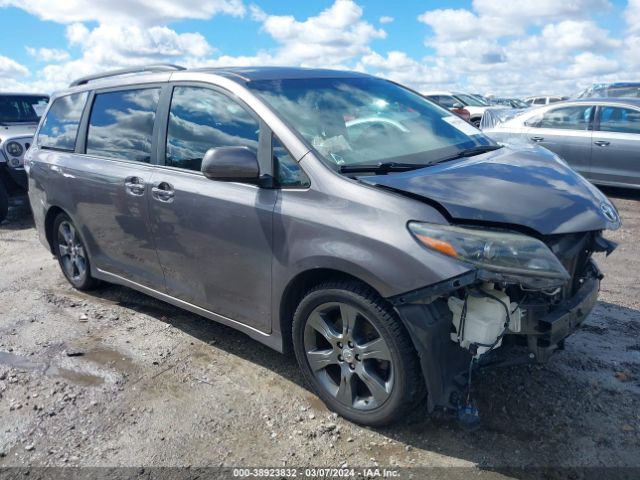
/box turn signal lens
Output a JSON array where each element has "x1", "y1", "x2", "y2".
[{"x1": 415, "y1": 234, "x2": 458, "y2": 258}]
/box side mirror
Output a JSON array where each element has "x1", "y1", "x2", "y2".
[
  {"x1": 452, "y1": 102, "x2": 464, "y2": 109},
  {"x1": 201, "y1": 146, "x2": 260, "y2": 182}
]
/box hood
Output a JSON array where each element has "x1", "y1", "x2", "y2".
[
  {"x1": 1, "y1": 123, "x2": 38, "y2": 142},
  {"x1": 359, "y1": 146, "x2": 620, "y2": 235}
]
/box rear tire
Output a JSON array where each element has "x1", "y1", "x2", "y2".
[
  {"x1": 52, "y1": 213, "x2": 100, "y2": 290},
  {"x1": 292, "y1": 280, "x2": 423, "y2": 426},
  {"x1": 0, "y1": 182, "x2": 8, "y2": 223}
]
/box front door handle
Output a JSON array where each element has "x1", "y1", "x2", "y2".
[
  {"x1": 151, "y1": 181, "x2": 175, "y2": 203},
  {"x1": 594, "y1": 140, "x2": 610, "y2": 147},
  {"x1": 124, "y1": 176, "x2": 146, "y2": 196},
  {"x1": 530, "y1": 136, "x2": 544, "y2": 143}
]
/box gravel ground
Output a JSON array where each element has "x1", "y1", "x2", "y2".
[{"x1": 0, "y1": 189, "x2": 639, "y2": 478}]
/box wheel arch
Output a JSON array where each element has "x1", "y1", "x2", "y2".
[
  {"x1": 278, "y1": 267, "x2": 385, "y2": 354},
  {"x1": 44, "y1": 205, "x2": 68, "y2": 254}
]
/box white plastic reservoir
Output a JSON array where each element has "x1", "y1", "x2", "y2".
[{"x1": 448, "y1": 283, "x2": 521, "y2": 357}]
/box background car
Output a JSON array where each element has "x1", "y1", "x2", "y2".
[
  {"x1": 482, "y1": 98, "x2": 640, "y2": 189},
  {"x1": 523, "y1": 96, "x2": 568, "y2": 106},
  {"x1": 0, "y1": 92, "x2": 49, "y2": 222},
  {"x1": 423, "y1": 91, "x2": 491, "y2": 126},
  {"x1": 575, "y1": 82, "x2": 640, "y2": 99},
  {"x1": 488, "y1": 97, "x2": 530, "y2": 109}
]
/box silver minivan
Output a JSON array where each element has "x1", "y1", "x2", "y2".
[{"x1": 27, "y1": 65, "x2": 619, "y2": 426}]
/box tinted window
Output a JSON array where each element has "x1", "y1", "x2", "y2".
[
  {"x1": 38, "y1": 92, "x2": 87, "y2": 151},
  {"x1": 532, "y1": 105, "x2": 593, "y2": 130},
  {"x1": 166, "y1": 86, "x2": 259, "y2": 171},
  {"x1": 598, "y1": 106, "x2": 640, "y2": 134},
  {"x1": 533, "y1": 98, "x2": 546, "y2": 105},
  {"x1": 431, "y1": 95, "x2": 456, "y2": 108},
  {"x1": 86, "y1": 88, "x2": 160, "y2": 162},
  {"x1": 273, "y1": 136, "x2": 310, "y2": 188},
  {"x1": 0, "y1": 95, "x2": 49, "y2": 123},
  {"x1": 606, "y1": 87, "x2": 640, "y2": 98}
]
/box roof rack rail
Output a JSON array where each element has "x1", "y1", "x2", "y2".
[{"x1": 69, "y1": 64, "x2": 186, "y2": 87}]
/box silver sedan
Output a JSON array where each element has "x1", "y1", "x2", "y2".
[{"x1": 482, "y1": 98, "x2": 640, "y2": 189}]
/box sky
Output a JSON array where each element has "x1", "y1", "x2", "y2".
[{"x1": 0, "y1": 0, "x2": 638, "y2": 97}]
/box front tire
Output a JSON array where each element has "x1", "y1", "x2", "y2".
[
  {"x1": 292, "y1": 281, "x2": 423, "y2": 426},
  {"x1": 52, "y1": 213, "x2": 99, "y2": 290}
]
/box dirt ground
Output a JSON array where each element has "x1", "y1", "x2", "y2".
[{"x1": 0, "y1": 188, "x2": 639, "y2": 478}]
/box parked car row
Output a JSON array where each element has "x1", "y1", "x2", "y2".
[{"x1": 482, "y1": 98, "x2": 640, "y2": 189}]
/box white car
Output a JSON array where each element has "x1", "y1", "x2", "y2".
[
  {"x1": 423, "y1": 91, "x2": 492, "y2": 127},
  {"x1": 523, "y1": 96, "x2": 568, "y2": 106},
  {"x1": 0, "y1": 92, "x2": 49, "y2": 221}
]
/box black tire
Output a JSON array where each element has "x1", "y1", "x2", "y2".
[
  {"x1": 52, "y1": 213, "x2": 100, "y2": 290},
  {"x1": 0, "y1": 182, "x2": 8, "y2": 224},
  {"x1": 471, "y1": 118, "x2": 481, "y2": 128},
  {"x1": 292, "y1": 281, "x2": 423, "y2": 426}
]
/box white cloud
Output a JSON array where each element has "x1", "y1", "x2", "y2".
[
  {"x1": 0, "y1": 0, "x2": 246, "y2": 25},
  {"x1": 540, "y1": 20, "x2": 619, "y2": 52},
  {"x1": 563, "y1": 52, "x2": 619, "y2": 78},
  {"x1": 26, "y1": 47, "x2": 70, "y2": 62},
  {"x1": 25, "y1": 24, "x2": 215, "y2": 92},
  {"x1": 257, "y1": 0, "x2": 385, "y2": 67},
  {"x1": 0, "y1": 55, "x2": 29, "y2": 78},
  {"x1": 358, "y1": 51, "x2": 456, "y2": 91},
  {"x1": 379, "y1": 16, "x2": 394, "y2": 24},
  {"x1": 627, "y1": 0, "x2": 640, "y2": 32}
]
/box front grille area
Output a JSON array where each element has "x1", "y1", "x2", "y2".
[{"x1": 544, "y1": 232, "x2": 594, "y2": 299}]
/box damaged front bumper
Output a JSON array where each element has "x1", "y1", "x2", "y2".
[{"x1": 391, "y1": 260, "x2": 602, "y2": 412}]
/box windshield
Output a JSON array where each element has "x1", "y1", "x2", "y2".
[
  {"x1": 0, "y1": 95, "x2": 49, "y2": 123},
  {"x1": 454, "y1": 94, "x2": 488, "y2": 107},
  {"x1": 248, "y1": 77, "x2": 492, "y2": 168}
]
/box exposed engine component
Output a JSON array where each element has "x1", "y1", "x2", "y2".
[{"x1": 448, "y1": 283, "x2": 522, "y2": 358}]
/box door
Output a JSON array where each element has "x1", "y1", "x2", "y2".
[
  {"x1": 149, "y1": 85, "x2": 277, "y2": 332},
  {"x1": 523, "y1": 104, "x2": 594, "y2": 176},
  {"x1": 590, "y1": 105, "x2": 640, "y2": 187},
  {"x1": 72, "y1": 87, "x2": 165, "y2": 289}
]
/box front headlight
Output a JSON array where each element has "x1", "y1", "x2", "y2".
[
  {"x1": 6, "y1": 141, "x2": 23, "y2": 158},
  {"x1": 408, "y1": 222, "x2": 569, "y2": 282}
]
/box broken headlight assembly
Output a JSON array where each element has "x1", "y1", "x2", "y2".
[{"x1": 408, "y1": 222, "x2": 570, "y2": 289}]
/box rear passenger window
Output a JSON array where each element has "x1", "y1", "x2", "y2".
[
  {"x1": 86, "y1": 88, "x2": 160, "y2": 162},
  {"x1": 598, "y1": 106, "x2": 640, "y2": 134},
  {"x1": 534, "y1": 105, "x2": 593, "y2": 130},
  {"x1": 166, "y1": 86, "x2": 259, "y2": 172},
  {"x1": 38, "y1": 92, "x2": 87, "y2": 151}
]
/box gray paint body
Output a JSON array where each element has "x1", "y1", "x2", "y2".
[{"x1": 26, "y1": 67, "x2": 617, "y2": 359}]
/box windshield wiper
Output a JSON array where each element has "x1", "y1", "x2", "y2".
[
  {"x1": 340, "y1": 162, "x2": 426, "y2": 174},
  {"x1": 433, "y1": 145, "x2": 503, "y2": 165}
]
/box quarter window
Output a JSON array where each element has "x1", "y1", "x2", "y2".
[
  {"x1": 166, "y1": 86, "x2": 259, "y2": 172},
  {"x1": 598, "y1": 106, "x2": 640, "y2": 134},
  {"x1": 86, "y1": 88, "x2": 160, "y2": 162},
  {"x1": 529, "y1": 105, "x2": 593, "y2": 130},
  {"x1": 38, "y1": 92, "x2": 87, "y2": 151},
  {"x1": 273, "y1": 136, "x2": 310, "y2": 188}
]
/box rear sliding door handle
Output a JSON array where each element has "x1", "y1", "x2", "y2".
[
  {"x1": 151, "y1": 181, "x2": 175, "y2": 203},
  {"x1": 124, "y1": 176, "x2": 146, "y2": 196},
  {"x1": 530, "y1": 136, "x2": 544, "y2": 143},
  {"x1": 594, "y1": 140, "x2": 610, "y2": 147}
]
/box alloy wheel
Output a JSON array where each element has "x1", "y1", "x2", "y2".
[
  {"x1": 303, "y1": 302, "x2": 394, "y2": 411},
  {"x1": 56, "y1": 220, "x2": 88, "y2": 283}
]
